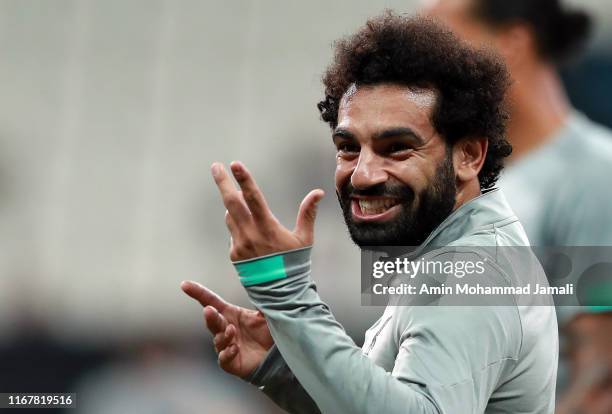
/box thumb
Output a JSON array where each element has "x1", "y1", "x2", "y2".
[{"x1": 294, "y1": 189, "x2": 325, "y2": 244}]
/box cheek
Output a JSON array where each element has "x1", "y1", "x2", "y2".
[{"x1": 388, "y1": 160, "x2": 430, "y2": 193}]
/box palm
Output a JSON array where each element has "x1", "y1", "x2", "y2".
[{"x1": 222, "y1": 304, "x2": 274, "y2": 377}]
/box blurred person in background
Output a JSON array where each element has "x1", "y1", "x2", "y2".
[
  {"x1": 425, "y1": 0, "x2": 612, "y2": 247},
  {"x1": 556, "y1": 309, "x2": 612, "y2": 414}
]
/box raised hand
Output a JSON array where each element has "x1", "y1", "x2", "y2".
[
  {"x1": 181, "y1": 280, "x2": 273, "y2": 378},
  {"x1": 211, "y1": 161, "x2": 324, "y2": 261}
]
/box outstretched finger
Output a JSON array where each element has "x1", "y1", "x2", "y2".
[
  {"x1": 181, "y1": 280, "x2": 228, "y2": 313},
  {"x1": 230, "y1": 161, "x2": 272, "y2": 223},
  {"x1": 211, "y1": 162, "x2": 252, "y2": 224}
]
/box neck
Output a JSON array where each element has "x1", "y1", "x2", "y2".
[
  {"x1": 506, "y1": 63, "x2": 571, "y2": 161},
  {"x1": 454, "y1": 179, "x2": 481, "y2": 211}
]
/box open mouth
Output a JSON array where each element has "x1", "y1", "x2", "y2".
[{"x1": 351, "y1": 197, "x2": 402, "y2": 222}]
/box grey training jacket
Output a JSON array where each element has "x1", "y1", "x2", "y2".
[{"x1": 240, "y1": 189, "x2": 558, "y2": 414}]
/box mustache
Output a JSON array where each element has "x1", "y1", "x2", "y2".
[{"x1": 339, "y1": 182, "x2": 415, "y2": 201}]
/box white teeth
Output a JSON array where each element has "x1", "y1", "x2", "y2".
[{"x1": 358, "y1": 199, "x2": 398, "y2": 215}]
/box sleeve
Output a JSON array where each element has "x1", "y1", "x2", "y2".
[
  {"x1": 245, "y1": 345, "x2": 321, "y2": 414},
  {"x1": 234, "y1": 247, "x2": 520, "y2": 414}
]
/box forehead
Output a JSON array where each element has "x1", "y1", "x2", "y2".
[{"x1": 337, "y1": 84, "x2": 437, "y2": 133}]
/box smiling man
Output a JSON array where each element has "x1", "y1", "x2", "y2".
[
  {"x1": 182, "y1": 14, "x2": 558, "y2": 413},
  {"x1": 333, "y1": 84, "x2": 457, "y2": 248}
]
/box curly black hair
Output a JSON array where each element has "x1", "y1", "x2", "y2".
[
  {"x1": 473, "y1": 0, "x2": 592, "y2": 64},
  {"x1": 317, "y1": 12, "x2": 512, "y2": 190}
]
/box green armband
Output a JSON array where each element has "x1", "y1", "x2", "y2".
[{"x1": 233, "y1": 247, "x2": 312, "y2": 287}]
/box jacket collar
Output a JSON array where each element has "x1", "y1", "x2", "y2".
[{"x1": 418, "y1": 188, "x2": 517, "y2": 249}]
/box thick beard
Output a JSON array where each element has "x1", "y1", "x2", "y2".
[{"x1": 337, "y1": 152, "x2": 456, "y2": 248}]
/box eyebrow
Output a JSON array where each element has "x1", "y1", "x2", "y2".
[
  {"x1": 332, "y1": 127, "x2": 424, "y2": 146},
  {"x1": 332, "y1": 128, "x2": 356, "y2": 141}
]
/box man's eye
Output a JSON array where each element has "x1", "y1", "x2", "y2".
[
  {"x1": 389, "y1": 143, "x2": 411, "y2": 153},
  {"x1": 337, "y1": 143, "x2": 360, "y2": 153}
]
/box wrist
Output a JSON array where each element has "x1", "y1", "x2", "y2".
[{"x1": 233, "y1": 246, "x2": 312, "y2": 287}]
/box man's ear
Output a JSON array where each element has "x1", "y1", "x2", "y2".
[{"x1": 452, "y1": 137, "x2": 488, "y2": 183}]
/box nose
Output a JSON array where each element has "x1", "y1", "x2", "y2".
[{"x1": 350, "y1": 149, "x2": 389, "y2": 189}]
